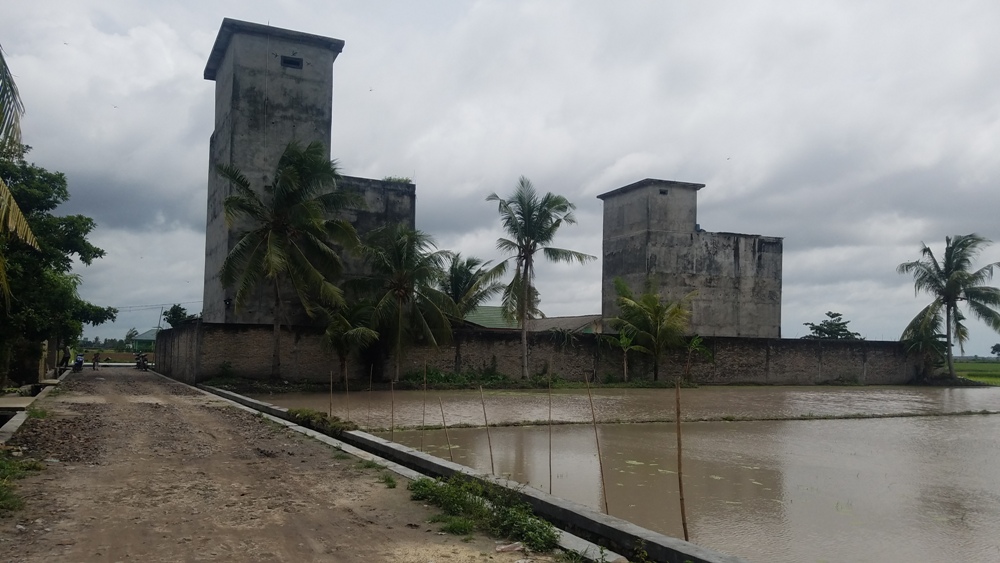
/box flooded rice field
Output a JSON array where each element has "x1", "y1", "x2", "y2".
[{"x1": 254, "y1": 386, "x2": 1000, "y2": 562}]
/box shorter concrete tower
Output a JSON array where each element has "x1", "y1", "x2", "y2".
[{"x1": 598, "y1": 179, "x2": 782, "y2": 338}]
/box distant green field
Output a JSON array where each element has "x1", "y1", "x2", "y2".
[{"x1": 955, "y1": 361, "x2": 1000, "y2": 384}]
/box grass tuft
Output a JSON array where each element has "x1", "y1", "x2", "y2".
[
  {"x1": 408, "y1": 475, "x2": 559, "y2": 551},
  {"x1": 0, "y1": 451, "x2": 44, "y2": 514},
  {"x1": 378, "y1": 472, "x2": 397, "y2": 489}
]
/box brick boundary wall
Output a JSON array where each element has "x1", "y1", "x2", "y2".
[{"x1": 156, "y1": 322, "x2": 921, "y2": 385}]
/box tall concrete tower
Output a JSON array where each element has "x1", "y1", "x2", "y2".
[
  {"x1": 599, "y1": 179, "x2": 783, "y2": 338},
  {"x1": 201, "y1": 19, "x2": 345, "y2": 325}
]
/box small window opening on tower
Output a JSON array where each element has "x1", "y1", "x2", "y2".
[
  {"x1": 659, "y1": 188, "x2": 669, "y2": 195},
  {"x1": 281, "y1": 56, "x2": 303, "y2": 70}
]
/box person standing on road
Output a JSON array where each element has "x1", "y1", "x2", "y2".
[
  {"x1": 91, "y1": 351, "x2": 100, "y2": 371},
  {"x1": 59, "y1": 345, "x2": 70, "y2": 368}
]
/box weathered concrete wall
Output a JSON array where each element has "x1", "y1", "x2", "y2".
[
  {"x1": 599, "y1": 179, "x2": 783, "y2": 339},
  {"x1": 156, "y1": 322, "x2": 333, "y2": 383},
  {"x1": 157, "y1": 322, "x2": 919, "y2": 386},
  {"x1": 337, "y1": 175, "x2": 416, "y2": 287}
]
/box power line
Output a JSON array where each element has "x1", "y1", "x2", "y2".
[{"x1": 111, "y1": 301, "x2": 203, "y2": 313}]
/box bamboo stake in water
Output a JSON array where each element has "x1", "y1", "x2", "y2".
[
  {"x1": 479, "y1": 386, "x2": 495, "y2": 475},
  {"x1": 420, "y1": 363, "x2": 427, "y2": 453},
  {"x1": 548, "y1": 376, "x2": 553, "y2": 494},
  {"x1": 390, "y1": 381, "x2": 395, "y2": 442},
  {"x1": 585, "y1": 375, "x2": 610, "y2": 514},
  {"x1": 366, "y1": 365, "x2": 373, "y2": 432},
  {"x1": 676, "y1": 377, "x2": 689, "y2": 541},
  {"x1": 439, "y1": 397, "x2": 454, "y2": 463}
]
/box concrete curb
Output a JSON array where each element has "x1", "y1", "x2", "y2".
[
  {"x1": 0, "y1": 369, "x2": 71, "y2": 445},
  {"x1": 199, "y1": 384, "x2": 747, "y2": 563}
]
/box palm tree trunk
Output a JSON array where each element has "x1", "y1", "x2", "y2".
[
  {"x1": 623, "y1": 351, "x2": 628, "y2": 383},
  {"x1": 271, "y1": 280, "x2": 281, "y2": 379},
  {"x1": 520, "y1": 259, "x2": 530, "y2": 379},
  {"x1": 454, "y1": 333, "x2": 463, "y2": 374},
  {"x1": 946, "y1": 302, "x2": 955, "y2": 378},
  {"x1": 653, "y1": 355, "x2": 660, "y2": 382},
  {"x1": 394, "y1": 298, "x2": 403, "y2": 382}
]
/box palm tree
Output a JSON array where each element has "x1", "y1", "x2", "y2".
[
  {"x1": 900, "y1": 301, "x2": 947, "y2": 380},
  {"x1": 0, "y1": 43, "x2": 39, "y2": 308},
  {"x1": 219, "y1": 140, "x2": 360, "y2": 379},
  {"x1": 601, "y1": 330, "x2": 641, "y2": 382},
  {"x1": 897, "y1": 234, "x2": 1000, "y2": 378},
  {"x1": 611, "y1": 278, "x2": 693, "y2": 381},
  {"x1": 682, "y1": 335, "x2": 712, "y2": 382},
  {"x1": 438, "y1": 253, "x2": 505, "y2": 373},
  {"x1": 321, "y1": 301, "x2": 379, "y2": 416},
  {"x1": 487, "y1": 177, "x2": 595, "y2": 378},
  {"x1": 356, "y1": 225, "x2": 454, "y2": 382}
]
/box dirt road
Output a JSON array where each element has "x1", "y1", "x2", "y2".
[{"x1": 0, "y1": 369, "x2": 542, "y2": 562}]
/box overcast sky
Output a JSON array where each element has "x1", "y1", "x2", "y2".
[{"x1": 4, "y1": 1, "x2": 1000, "y2": 355}]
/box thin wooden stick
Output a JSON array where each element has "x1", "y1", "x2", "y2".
[
  {"x1": 390, "y1": 381, "x2": 395, "y2": 442},
  {"x1": 345, "y1": 367, "x2": 351, "y2": 422},
  {"x1": 329, "y1": 369, "x2": 334, "y2": 418},
  {"x1": 479, "y1": 386, "x2": 495, "y2": 475},
  {"x1": 585, "y1": 375, "x2": 610, "y2": 515},
  {"x1": 439, "y1": 397, "x2": 454, "y2": 463},
  {"x1": 676, "y1": 377, "x2": 689, "y2": 541},
  {"x1": 420, "y1": 363, "x2": 427, "y2": 453},
  {"x1": 548, "y1": 376, "x2": 553, "y2": 494},
  {"x1": 366, "y1": 365, "x2": 373, "y2": 432}
]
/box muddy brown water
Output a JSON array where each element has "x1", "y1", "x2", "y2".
[{"x1": 253, "y1": 386, "x2": 1000, "y2": 562}]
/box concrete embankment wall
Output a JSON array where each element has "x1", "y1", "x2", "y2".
[
  {"x1": 157, "y1": 321, "x2": 920, "y2": 384},
  {"x1": 202, "y1": 385, "x2": 746, "y2": 563}
]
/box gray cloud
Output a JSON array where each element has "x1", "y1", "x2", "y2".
[{"x1": 4, "y1": 0, "x2": 1000, "y2": 355}]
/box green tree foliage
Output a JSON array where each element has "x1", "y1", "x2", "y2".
[
  {"x1": 487, "y1": 177, "x2": 595, "y2": 378},
  {"x1": 900, "y1": 303, "x2": 947, "y2": 379},
  {"x1": 0, "y1": 46, "x2": 39, "y2": 306},
  {"x1": 321, "y1": 301, "x2": 378, "y2": 392},
  {"x1": 897, "y1": 234, "x2": 1000, "y2": 378},
  {"x1": 0, "y1": 47, "x2": 38, "y2": 309},
  {"x1": 801, "y1": 311, "x2": 863, "y2": 340},
  {"x1": 162, "y1": 304, "x2": 198, "y2": 328},
  {"x1": 682, "y1": 335, "x2": 713, "y2": 382},
  {"x1": 124, "y1": 327, "x2": 138, "y2": 349},
  {"x1": 992, "y1": 343, "x2": 1000, "y2": 358},
  {"x1": 610, "y1": 278, "x2": 693, "y2": 381},
  {"x1": 218, "y1": 140, "x2": 360, "y2": 379},
  {"x1": 438, "y1": 253, "x2": 505, "y2": 373},
  {"x1": 0, "y1": 145, "x2": 115, "y2": 382},
  {"x1": 601, "y1": 329, "x2": 642, "y2": 382},
  {"x1": 354, "y1": 225, "x2": 454, "y2": 382}
]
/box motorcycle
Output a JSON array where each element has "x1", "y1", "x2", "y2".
[
  {"x1": 134, "y1": 352, "x2": 149, "y2": 371},
  {"x1": 72, "y1": 354, "x2": 84, "y2": 373}
]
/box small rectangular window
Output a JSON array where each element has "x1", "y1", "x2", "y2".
[
  {"x1": 659, "y1": 188, "x2": 669, "y2": 195},
  {"x1": 281, "y1": 56, "x2": 303, "y2": 70}
]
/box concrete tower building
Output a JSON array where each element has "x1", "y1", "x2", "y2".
[
  {"x1": 201, "y1": 18, "x2": 414, "y2": 326},
  {"x1": 598, "y1": 179, "x2": 783, "y2": 338}
]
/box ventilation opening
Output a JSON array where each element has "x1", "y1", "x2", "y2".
[
  {"x1": 659, "y1": 188, "x2": 669, "y2": 195},
  {"x1": 281, "y1": 56, "x2": 303, "y2": 70}
]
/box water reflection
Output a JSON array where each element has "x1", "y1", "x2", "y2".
[
  {"x1": 389, "y1": 415, "x2": 1000, "y2": 563},
  {"x1": 252, "y1": 386, "x2": 1000, "y2": 429},
  {"x1": 251, "y1": 386, "x2": 1000, "y2": 562}
]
